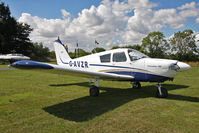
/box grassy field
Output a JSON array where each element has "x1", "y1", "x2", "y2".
[
  {"x1": 0, "y1": 64, "x2": 8, "y2": 68},
  {"x1": 0, "y1": 64, "x2": 199, "y2": 133}
]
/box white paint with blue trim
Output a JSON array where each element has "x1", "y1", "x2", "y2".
[{"x1": 11, "y1": 38, "x2": 191, "y2": 98}]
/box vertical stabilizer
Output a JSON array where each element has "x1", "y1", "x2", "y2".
[{"x1": 54, "y1": 38, "x2": 71, "y2": 65}]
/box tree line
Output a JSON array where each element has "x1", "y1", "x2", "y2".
[
  {"x1": 0, "y1": 2, "x2": 199, "y2": 61},
  {"x1": 141, "y1": 30, "x2": 199, "y2": 61}
]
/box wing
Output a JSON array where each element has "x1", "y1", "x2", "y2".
[{"x1": 11, "y1": 60, "x2": 134, "y2": 81}]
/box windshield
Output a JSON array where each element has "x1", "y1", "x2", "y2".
[{"x1": 128, "y1": 49, "x2": 149, "y2": 61}]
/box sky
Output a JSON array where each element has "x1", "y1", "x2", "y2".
[{"x1": 1, "y1": 0, "x2": 199, "y2": 51}]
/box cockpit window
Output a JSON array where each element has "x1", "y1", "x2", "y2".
[
  {"x1": 100, "y1": 53, "x2": 111, "y2": 63},
  {"x1": 113, "y1": 52, "x2": 127, "y2": 62},
  {"x1": 128, "y1": 49, "x2": 148, "y2": 61}
]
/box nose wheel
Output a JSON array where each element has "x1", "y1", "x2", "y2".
[
  {"x1": 89, "y1": 78, "x2": 100, "y2": 97},
  {"x1": 156, "y1": 83, "x2": 168, "y2": 98}
]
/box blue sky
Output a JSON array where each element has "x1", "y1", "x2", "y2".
[
  {"x1": 151, "y1": 0, "x2": 199, "y2": 36},
  {"x1": 2, "y1": 0, "x2": 101, "y2": 19},
  {"x1": 1, "y1": 0, "x2": 199, "y2": 51},
  {"x1": 3, "y1": 0, "x2": 198, "y2": 17},
  {"x1": 2, "y1": 0, "x2": 199, "y2": 34}
]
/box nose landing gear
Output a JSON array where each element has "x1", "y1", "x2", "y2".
[{"x1": 156, "y1": 83, "x2": 168, "y2": 98}]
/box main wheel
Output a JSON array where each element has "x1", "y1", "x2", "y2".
[
  {"x1": 156, "y1": 87, "x2": 168, "y2": 98},
  {"x1": 133, "y1": 82, "x2": 141, "y2": 89},
  {"x1": 89, "y1": 86, "x2": 99, "y2": 96}
]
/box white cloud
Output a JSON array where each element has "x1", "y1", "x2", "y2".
[
  {"x1": 153, "y1": 9, "x2": 185, "y2": 29},
  {"x1": 19, "y1": 13, "x2": 67, "y2": 38},
  {"x1": 178, "y1": 2, "x2": 196, "y2": 10},
  {"x1": 61, "y1": 9, "x2": 71, "y2": 23},
  {"x1": 18, "y1": 0, "x2": 199, "y2": 51}
]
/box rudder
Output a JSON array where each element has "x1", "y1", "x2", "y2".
[{"x1": 54, "y1": 38, "x2": 71, "y2": 65}]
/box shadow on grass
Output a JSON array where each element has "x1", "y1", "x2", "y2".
[
  {"x1": 43, "y1": 82, "x2": 199, "y2": 122},
  {"x1": 49, "y1": 82, "x2": 90, "y2": 87},
  {"x1": 161, "y1": 84, "x2": 189, "y2": 91}
]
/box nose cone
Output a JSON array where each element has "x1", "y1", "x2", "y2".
[{"x1": 177, "y1": 62, "x2": 191, "y2": 72}]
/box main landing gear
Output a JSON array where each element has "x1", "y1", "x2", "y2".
[
  {"x1": 89, "y1": 78, "x2": 99, "y2": 96},
  {"x1": 131, "y1": 81, "x2": 141, "y2": 89},
  {"x1": 88, "y1": 79, "x2": 168, "y2": 98},
  {"x1": 156, "y1": 83, "x2": 168, "y2": 98}
]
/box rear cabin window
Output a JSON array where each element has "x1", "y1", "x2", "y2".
[
  {"x1": 100, "y1": 53, "x2": 111, "y2": 63},
  {"x1": 113, "y1": 52, "x2": 127, "y2": 62}
]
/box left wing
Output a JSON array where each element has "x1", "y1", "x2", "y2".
[{"x1": 11, "y1": 60, "x2": 134, "y2": 81}]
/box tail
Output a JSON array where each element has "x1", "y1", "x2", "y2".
[{"x1": 54, "y1": 37, "x2": 71, "y2": 65}]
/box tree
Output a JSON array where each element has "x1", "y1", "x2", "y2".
[
  {"x1": 123, "y1": 45, "x2": 141, "y2": 51},
  {"x1": 75, "y1": 48, "x2": 90, "y2": 57},
  {"x1": 169, "y1": 30, "x2": 198, "y2": 61},
  {"x1": 111, "y1": 46, "x2": 120, "y2": 49},
  {"x1": 0, "y1": 2, "x2": 33, "y2": 55},
  {"x1": 30, "y1": 42, "x2": 50, "y2": 61},
  {"x1": 92, "y1": 47, "x2": 105, "y2": 53},
  {"x1": 111, "y1": 45, "x2": 141, "y2": 51},
  {"x1": 141, "y1": 31, "x2": 169, "y2": 58},
  {"x1": 49, "y1": 51, "x2": 56, "y2": 59},
  {"x1": 69, "y1": 52, "x2": 76, "y2": 59}
]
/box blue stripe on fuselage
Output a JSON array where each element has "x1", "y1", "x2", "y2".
[
  {"x1": 89, "y1": 64, "x2": 146, "y2": 71},
  {"x1": 89, "y1": 64, "x2": 170, "y2": 82},
  {"x1": 106, "y1": 71, "x2": 171, "y2": 82}
]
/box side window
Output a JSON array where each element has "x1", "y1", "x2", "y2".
[
  {"x1": 100, "y1": 53, "x2": 111, "y2": 63},
  {"x1": 113, "y1": 52, "x2": 127, "y2": 62}
]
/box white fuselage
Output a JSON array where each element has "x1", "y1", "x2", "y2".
[{"x1": 56, "y1": 48, "x2": 190, "y2": 82}]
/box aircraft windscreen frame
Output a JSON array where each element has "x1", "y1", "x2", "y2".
[{"x1": 128, "y1": 49, "x2": 149, "y2": 61}]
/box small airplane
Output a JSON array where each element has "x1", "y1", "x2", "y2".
[
  {"x1": 0, "y1": 53, "x2": 30, "y2": 63},
  {"x1": 11, "y1": 38, "x2": 191, "y2": 98}
]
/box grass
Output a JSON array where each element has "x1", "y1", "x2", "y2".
[
  {"x1": 0, "y1": 64, "x2": 199, "y2": 133},
  {"x1": 0, "y1": 64, "x2": 9, "y2": 68}
]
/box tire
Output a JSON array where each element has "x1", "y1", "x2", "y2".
[
  {"x1": 89, "y1": 86, "x2": 99, "y2": 96},
  {"x1": 156, "y1": 87, "x2": 168, "y2": 98},
  {"x1": 133, "y1": 82, "x2": 141, "y2": 89}
]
